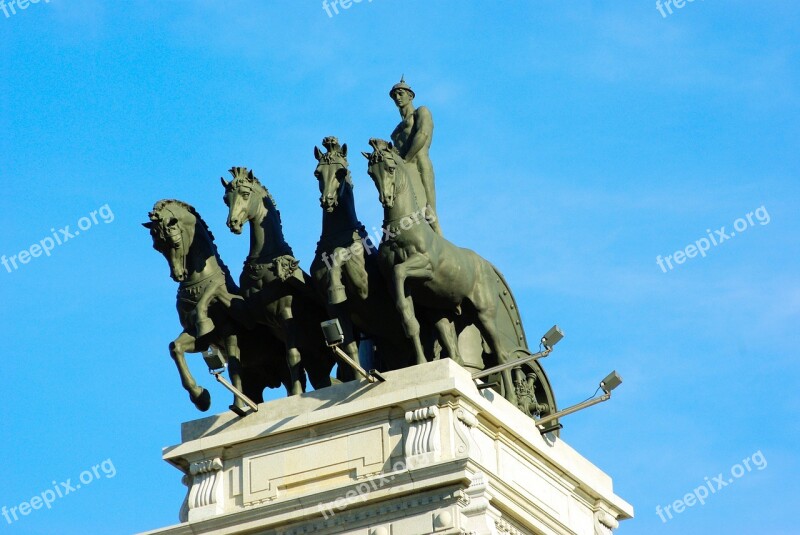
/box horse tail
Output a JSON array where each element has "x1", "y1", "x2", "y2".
[{"x1": 487, "y1": 262, "x2": 558, "y2": 421}]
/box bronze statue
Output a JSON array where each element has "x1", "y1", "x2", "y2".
[
  {"x1": 389, "y1": 77, "x2": 442, "y2": 235},
  {"x1": 221, "y1": 167, "x2": 343, "y2": 393},
  {"x1": 143, "y1": 200, "x2": 293, "y2": 413},
  {"x1": 143, "y1": 80, "x2": 559, "y2": 425},
  {"x1": 311, "y1": 136, "x2": 415, "y2": 372},
  {"x1": 364, "y1": 139, "x2": 547, "y2": 409}
]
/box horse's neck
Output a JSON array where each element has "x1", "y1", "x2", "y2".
[
  {"x1": 384, "y1": 165, "x2": 420, "y2": 222},
  {"x1": 185, "y1": 230, "x2": 221, "y2": 281},
  {"x1": 322, "y1": 184, "x2": 361, "y2": 238},
  {"x1": 249, "y1": 198, "x2": 292, "y2": 261}
]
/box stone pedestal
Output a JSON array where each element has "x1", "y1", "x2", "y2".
[{"x1": 141, "y1": 359, "x2": 633, "y2": 535}]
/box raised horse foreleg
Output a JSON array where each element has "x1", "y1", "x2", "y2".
[
  {"x1": 392, "y1": 253, "x2": 434, "y2": 365},
  {"x1": 170, "y1": 331, "x2": 211, "y2": 411}
]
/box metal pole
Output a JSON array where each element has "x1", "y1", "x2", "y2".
[
  {"x1": 471, "y1": 348, "x2": 551, "y2": 380},
  {"x1": 331, "y1": 345, "x2": 379, "y2": 383},
  {"x1": 534, "y1": 393, "x2": 610, "y2": 428},
  {"x1": 213, "y1": 372, "x2": 259, "y2": 412}
]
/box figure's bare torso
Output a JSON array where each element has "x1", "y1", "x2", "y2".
[{"x1": 391, "y1": 106, "x2": 433, "y2": 160}]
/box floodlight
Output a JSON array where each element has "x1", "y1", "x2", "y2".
[
  {"x1": 319, "y1": 320, "x2": 386, "y2": 384},
  {"x1": 541, "y1": 325, "x2": 564, "y2": 349},
  {"x1": 202, "y1": 347, "x2": 226, "y2": 371},
  {"x1": 201, "y1": 347, "x2": 259, "y2": 417},
  {"x1": 321, "y1": 319, "x2": 344, "y2": 347},
  {"x1": 600, "y1": 371, "x2": 622, "y2": 393}
]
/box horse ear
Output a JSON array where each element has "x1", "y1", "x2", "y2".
[
  {"x1": 388, "y1": 141, "x2": 394, "y2": 151},
  {"x1": 314, "y1": 146, "x2": 323, "y2": 161},
  {"x1": 361, "y1": 151, "x2": 370, "y2": 160},
  {"x1": 341, "y1": 143, "x2": 348, "y2": 157},
  {"x1": 142, "y1": 222, "x2": 154, "y2": 229},
  {"x1": 247, "y1": 170, "x2": 255, "y2": 181},
  {"x1": 220, "y1": 176, "x2": 229, "y2": 188}
]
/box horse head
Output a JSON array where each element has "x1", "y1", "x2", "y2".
[
  {"x1": 143, "y1": 200, "x2": 197, "y2": 282},
  {"x1": 221, "y1": 167, "x2": 262, "y2": 234},
  {"x1": 363, "y1": 138, "x2": 401, "y2": 209},
  {"x1": 314, "y1": 136, "x2": 350, "y2": 213}
]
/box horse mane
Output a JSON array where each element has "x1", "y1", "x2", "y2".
[
  {"x1": 367, "y1": 138, "x2": 399, "y2": 165},
  {"x1": 150, "y1": 199, "x2": 234, "y2": 283}
]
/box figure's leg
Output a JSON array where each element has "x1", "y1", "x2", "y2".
[
  {"x1": 170, "y1": 331, "x2": 211, "y2": 411},
  {"x1": 392, "y1": 253, "x2": 434, "y2": 365},
  {"x1": 419, "y1": 160, "x2": 443, "y2": 235}
]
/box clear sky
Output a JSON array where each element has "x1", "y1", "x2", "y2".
[{"x1": 1, "y1": 1, "x2": 797, "y2": 534}]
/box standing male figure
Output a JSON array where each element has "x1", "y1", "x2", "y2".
[{"x1": 389, "y1": 77, "x2": 443, "y2": 235}]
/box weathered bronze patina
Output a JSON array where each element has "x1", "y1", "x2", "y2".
[
  {"x1": 310, "y1": 136, "x2": 416, "y2": 372},
  {"x1": 143, "y1": 200, "x2": 292, "y2": 413},
  {"x1": 389, "y1": 77, "x2": 442, "y2": 235},
  {"x1": 144, "y1": 80, "x2": 557, "y2": 422},
  {"x1": 221, "y1": 167, "x2": 343, "y2": 393}
]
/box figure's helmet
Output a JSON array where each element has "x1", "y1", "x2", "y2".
[{"x1": 389, "y1": 76, "x2": 415, "y2": 99}]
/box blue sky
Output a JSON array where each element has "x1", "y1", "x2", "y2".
[{"x1": 1, "y1": 1, "x2": 797, "y2": 533}]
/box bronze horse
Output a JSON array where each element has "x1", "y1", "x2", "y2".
[
  {"x1": 143, "y1": 200, "x2": 292, "y2": 412},
  {"x1": 221, "y1": 167, "x2": 341, "y2": 393},
  {"x1": 310, "y1": 136, "x2": 415, "y2": 371},
  {"x1": 363, "y1": 139, "x2": 520, "y2": 405}
]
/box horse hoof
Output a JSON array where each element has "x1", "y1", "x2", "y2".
[
  {"x1": 196, "y1": 318, "x2": 215, "y2": 337},
  {"x1": 191, "y1": 388, "x2": 211, "y2": 412}
]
